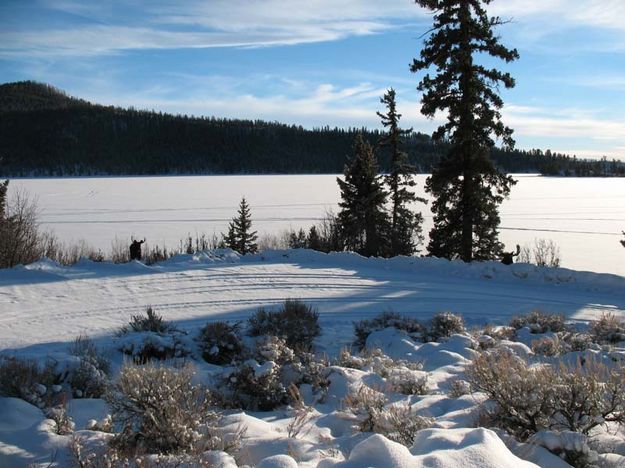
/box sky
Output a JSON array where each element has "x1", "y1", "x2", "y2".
[{"x1": 1, "y1": 0, "x2": 624, "y2": 159}]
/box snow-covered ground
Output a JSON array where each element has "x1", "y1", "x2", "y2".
[{"x1": 1, "y1": 250, "x2": 625, "y2": 467}]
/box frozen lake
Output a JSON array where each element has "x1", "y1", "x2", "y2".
[{"x1": 7, "y1": 174, "x2": 625, "y2": 276}]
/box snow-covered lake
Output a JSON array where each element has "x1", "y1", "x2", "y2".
[{"x1": 7, "y1": 174, "x2": 625, "y2": 276}]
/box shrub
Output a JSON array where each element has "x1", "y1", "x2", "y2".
[
  {"x1": 247, "y1": 299, "x2": 320, "y2": 352},
  {"x1": 198, "y1": 321, "x2": 244, "y2": 365},
  {"x1": 353, "y1": 311, "x2": 424, "y2": 349},
  {"x1": 344, "y1": 386, "x2": 432, "y2": 447},
  {"x1": 117, "y1": 308, "x2": 189, "y2": 362},
  {"x1": 426, "y1": 311, "x2": 465, "y2": 341},
  {"x1": 387, "y1": 368, "x2": 429, "y2": 395},
  {"x1": 509, "y1": 310, "x2": 566, "y2": 334},
  {"x1": 0, "y1": 188, "x2": 45, "y2": 268},
  {"x1": 467, "y1": 351, "x2": 557, "y2": 440},
  {"x1": 68, "y1": 359, "x2": 108, "y2": 398},
  {"x1": 531, "y1": 336, "x2": 564, "y2": 357},
  {"x1": 105, "y1": 362, "x2": 221, "y2": 455},
  {"x1": 374, "y1": 404, "x2": 433, "y2": 447},
  {"x1": 336, "y1": 347, "x2": 423, "y2": 379},
  {"x1": 122, "y1": 307, "x2": 174, "y2": 334},
  {"x1": 0, "y1": 356, "x2": 62, "y2": 407},
  {"x1": 254, "y1": 335, "x2": 295, "y2": 365},
  {"x1": 590, "y1": 312, "x2": 625, "y2": 344},
  {"x1": 468, "y1": 350, "x2": 625, "y2": 440},
  {"x1": 449, "y1": 379, "x2": 471, "y2": 398},
  {"x1": 225, "y1": 359, "x2": 289, "y2": 411},
  {"x1": 118, "y1": 331, "x2": 190, "y2": 363},
  {"x1": 518, "y1": 238, "x2": 561, "y2": 268}
]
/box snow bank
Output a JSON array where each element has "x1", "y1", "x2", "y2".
[{"x1": 319, "y1": 428, "x2": 538, "y2": 468}]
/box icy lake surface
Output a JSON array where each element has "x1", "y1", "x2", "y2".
[{"x1": 7, "y1": 174, "x2": 625, "y2": 276}]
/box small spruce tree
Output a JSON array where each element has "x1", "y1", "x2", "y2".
[
  {"x1": 337, "y1": 134, "x2": 390, "y2": 257},
  {"x1": 307, "y1": 226, "x2": 322, "y2": 251},
  {"x1": 223, "y1": 197, "x2": 258, "y2": 255},
  {"x1": 377, "y1": 88, "x2": 426, "y2": 256}
]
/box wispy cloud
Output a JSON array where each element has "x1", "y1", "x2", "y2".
[{"x1": 2, "y1": 0, "x2": 624, "y2": 57}]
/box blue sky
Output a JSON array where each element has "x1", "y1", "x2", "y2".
[{"x1": 1, "y1": 0, "x2": 624, "y2": 159}]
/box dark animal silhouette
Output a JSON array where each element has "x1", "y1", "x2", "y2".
[
  {"x1": 129, "y1": 239, "x2": 145, "y2": 261},
  {"x1": 621, "y1": 231, "x2": 625, "y2": 248},
  {"x1": 501, "y1": 244, "x2": 520, "y2": 265}
]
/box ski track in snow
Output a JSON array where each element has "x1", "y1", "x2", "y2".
[{"x1": 1, "y1": 249, "x2": 624, "y2": 354}]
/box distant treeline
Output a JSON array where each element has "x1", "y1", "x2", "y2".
[{"x1": 0, "y1": 81, "x2": 623, "y2": 177}]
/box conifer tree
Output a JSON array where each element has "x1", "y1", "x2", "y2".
[
  {"x1": 337, "y1": 134, "x2": 390, "y2": 257},
  {"x1": 411, "y1": 0, "x2": 518, "y2": 262},
  {"x1": 223, "y1": 197, "x2": 258, "y2": 255},
  {"x1": 377, "y1": 88, "x2": 426, "y2": 256}
]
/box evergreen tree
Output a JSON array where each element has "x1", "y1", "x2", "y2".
[
  {"x1": 307, "y1": 226, "x2": 322, "y2": 251},
  {"x1": 223, "y1": 197, "x2": 258, "y2": 255},
  {"x1": 411, "y1": 0, "x2": 518, "y2": 262},
  {"x1": 337, "y1": 134, "x2": 390, "y2": 257},
  {"x1": 377, "y1": 88, "x2": 426, "y2": 256},
  {"x1": 288, "y1": 228, "x2": 307, "y2": 249}
]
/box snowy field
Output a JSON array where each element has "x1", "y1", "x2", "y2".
[
  {"x1": 7, "y1": 174, "x2": 625, "y2": 276},
  {"x1": 2, "y1": 250, "x2": 625, "y2": 466}
]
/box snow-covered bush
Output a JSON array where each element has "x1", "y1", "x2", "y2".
[
  {"x1": 118, "y1": 308, "x2": 190, "y2": 362},
  {"x1": 255, "y1": 335, "x2": 295, "y2": 365},
  {"x1": 68, "y1": 358, "x2": 109, "y2": 398},
  {"x1": 0, "y1": 356, "x2": 62, "y2": 407},
  {"x1": 68, "y1": 335, "x2": 110, "y2": 398},
  {"x1": 288, "y1": 351, "x2": 330, "y2": 389},
  {"x1": 426, "y1": 311, "x2": 465, "y2": 342},
  {"x1": 449, "y1": 379, "x2": 471, "y2": 398},
  {"x1": 509, "y1": 310, "x2": 566, "y2": 334},
  {"x1": 590, "y1": 312, "x2": 625, "y2": 344},
  {"x1": 353, "y1": 311, "x2": 424, "y2": 349},
  {"x1": 560, "y1": 332, "x2": 594, "y2": 352},
  {"x1": 468, "y1": 350, "x2": 625, "y2": 440},
  {"x1": 374, "y1": 403, "x2": 433, "y2": 447},
  {"x1": 345, "y1": 385, "x2": 386, "y2": 433},
  {"x1": 386, "y1": 367, "x2": 429, "y2": 395},
  {"x1": 528, "y1": 430, "x2": 598, "y2": 468},
  {"x1": 46, "y1": 398, "x2": 75, "y2": 435},
  {"x1": 198, "y1": 321, "x2": 244, "y2": 365},
  {"x1": 336, "y1": 347, "x2": 423, "y2": 378},
  {"x1": 531, "y1": 336, "x2": 564, "y2": 357},
  {"x1": 551, "y1": 360, "x2": 625, "y2": 435},
  {"x1": 344, "y1": 386, "x2": 431, "y2": 446},
  {"x1": 118, "y1": 330, "x2": 191, "y2": 363},
  {"x1": 225, "y1": 359, "x2": 289, "y2": 411},
  {"x1": 531, "y1": 333, "x2": 594, "y2": 356},
  {"x1": 105, "y1": 362, "x2": 226, "y2": 455},
  {"x1": 247, "y1": 299, "x2": 320, "y2": 352}
]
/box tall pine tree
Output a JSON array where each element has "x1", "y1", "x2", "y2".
[
  {"x1": 411, "y1": 0, "x2": 518, "y2": 262},
  {"x1": 377, "y1": 88, "x2": 426, "y2": 256},
  {"x1": 337, "y1": 134, "x2": 389, "y2": 257},
  {"x1": 223, "y1": 197, "x2": 258, "y2": 255}
]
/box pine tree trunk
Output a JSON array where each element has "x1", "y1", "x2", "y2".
[{"x1": 459, "y1": 0, "x2": 474, "y2": 262}]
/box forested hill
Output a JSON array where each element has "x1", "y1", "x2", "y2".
[{"x1": 0, "y1": 81, "x2": 622, "y2": 176}]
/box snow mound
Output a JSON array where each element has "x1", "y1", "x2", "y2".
[
  {"x1": 319, "y1": 428, "x2": 538, "y2": 468},
  {"x1": 257, "y1": 454, "x2": 299, "y2": 468},
  {"x1": 410, "y1": 427, "x2": 539, "y2": 467}
]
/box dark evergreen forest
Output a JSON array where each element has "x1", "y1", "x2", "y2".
[{"x1": 1, "y1": 81, "x2": 622, "y2": 177}]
